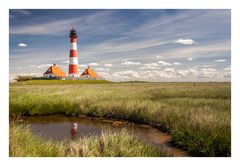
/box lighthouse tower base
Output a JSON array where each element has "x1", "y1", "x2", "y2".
[{"x1": 68, "y1": 74, "x2": 80, "y2": 78}]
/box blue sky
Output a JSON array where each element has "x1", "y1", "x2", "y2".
[{"x1": 9, "y1": 9, "x2": 231, "y2": 82}]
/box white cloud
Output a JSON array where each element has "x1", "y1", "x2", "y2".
[
  {"x1": 200, "y1": 68, "x2": 218, "y2": 78},
  {"x1": 176, "y1": 70, "x2": 188, "y2": 76},
  {"x1": 214, "y1": 59, "x2": 227, "y2": 62},
  {"x1": 173, "y1": 62, "x2": 180, "y2": 65},
  {"x1": 156, "y1": 55, "x2": 163, "y2": 58},
  {"x1": 174, "y1": 38, "x2": 195, "y2": 45},
  {"x1": 138, "y1": 63, "x2": 159, "y2": 70},
  {"x1": 224, "y1": 67, "x2": 231, "y2": 71},
  {"x1": 96, "y1": 68, "x2": 104, "y2": 71},
  {"x1": 88, "y1": 66, "x2": 228, "y2": 82},
  {"x1": 112, "y1": 70, "x2": 140, "y2": 79},
  {"x1": 163, "y1": 68, "x2": 175, "y2": 72},
  {"x1": 223, "y1": 67, "x2": 231, "y2": 78},
  {"x1": 96, "y1": 68, "x2": 109, "y2": 71},
  {"x1": 89, "y1": 63, "x2": 99, "y2": 66},
  {"x1": 61, "y1": 60, "x2": 69, "y2": 64},
  {"x1": 187, "y1": 57, "x2": 193, "y2": 61},
  {"x1": 202, "y1": 64, "x2": 216, "y2": 68},
  {"x1": 104, "y1": 64, "x2": 113, "y2": 67},
  {"x1": 144, "y1": 63, "x2": 159, "y2": 67},
  {"x1": 79, "y1": 64, "x2": 88, "y2": 68},
  {"x1": 17, "y1": 43, "x2": 27, "y2": 47},
  {"x1": 97, "y1": 72, "x2": 111, "y2": 79},
  {"x1": 121, "y1": 61, "x2": 141, "y2": 66},
  {"x1": 138, "y1": 66, "x2": 157, "y2": 70},
  {"x1": 158, "y1": 60, "x2": 172, "y2": 66},
  {"x1": 176, "y1": 67, "x2": 218, "y2": 78},
  {"x1": 201, "y1": 68, "x2": 217, "y2": 72},
  {"x1": 140, "y1": 70, "x2": 176, "y2": 80},
  {"x1": 176, "y1": 69, "x2": 198, "y2": 77},
  {"x1": 30, "y1": 64, "x2": 52, "y2": 69},
  {"x1": 175, "y1": 67, "x2": 221, "y2": 79}
]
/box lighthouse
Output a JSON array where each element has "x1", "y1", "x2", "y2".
[{"x1": 68, "y1": 28, "x2": 79, "y2": 77}]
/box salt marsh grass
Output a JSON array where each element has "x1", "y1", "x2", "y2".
[
  {"x1": 10, "y1": 124, "x2": 164, "y2": 157},
  {"x1": 9, "y1": 81, "x2": 231, "y2": 156}
]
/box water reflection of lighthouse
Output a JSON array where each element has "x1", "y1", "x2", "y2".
[{"x1": 71, "y1": 122, "x2": 78, "y2": 140}]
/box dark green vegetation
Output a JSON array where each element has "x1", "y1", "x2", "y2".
[
  {"x1": 11, "y1": 79, "x2": 112, "y2": 85},
  {"x1": 9, "y1": 81, "x2": 231, "y2": 156},
  {"x1": 14, "y1": 76, "x2": 34, "y2": 82},
  {"x1": 10, "y1": 124, "x2": 164, "y2": 157}
]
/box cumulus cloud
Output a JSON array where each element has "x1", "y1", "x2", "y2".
[
  {"x1": 173, "y1": 62, "x2": 180, "y2": 65},
  {"x1": 97, "y1": 72, "x2": 111, "y2": 79},
  {"x1": 176, "y1": 69, "x2": 198, "y2": 77},
  {"x1": 214, "y1": 59, "x2": 227, "y2": 62},
  {"x1": 175, "y1": 67, "x2": 221, "y2": 79},
  {"x1": 138, "y1": 63, "x2": 159, "y2": 70},
  {"x1": 163, "y1": 68, "x2": 175, "y2": 72},
  {"x1": 224, "y1": 67, "x2": 231, "y2": 71},
  {"x1": 104, "y1": 64, "x2": 113, "y2": 67},
  {"x1": 158, "y1": 60, "x2": 172, "y2": 66},
  {"x1": 61, "y1": 60, "x2": 69, "y2": 64},
  {"x1": 96, "y1": 68, "x2": 110, "y2": 71},
  {"x1": 29, "y1": 64, "x2": 52, "y2": 69},
  {"x1": 202, "y1": 64, "x2": 216, "y2": 68},
  {"x1": 199, "y1": 68, "x2": 218, "y2": 78},
  {"x1": 187, "y1": 57, "x2": 193, "y2": 61},
  {"x1": 223, "y1": 67, "x2": 231, "y2": 78},
  {"x1": 112, "y1": 70, "x2": 140, "y2": 79},
  {"x1": 174, "y1": 38, "x2": 195, "y2": 45},
  {"x1": 144, "y1": 63, "x2": 159, "y2": 67},
  {"x1": 201, "y1": 68, "x2": 216, "y2": 73},
  {"x1": 79, "y1": 64, "x2": 88, "y2": 68},
  {"x1": 121, "y1": 61, "x2": 141, "y2": 65},
  {"x1": 156, "y1": 55, "x2": 163, "y2": 58},
  {"x1": 96, "y1": 66, "x2": 228, "y2": 82},
  {"x1": 176, "y1": 67, "x2": 218, "y2": 78},
  {"x1": 17, "y1": 43, "x2": 27, "y2": 47},
  {"x1": 89, "y1": 63, "x2": 99, "y2": 66}
]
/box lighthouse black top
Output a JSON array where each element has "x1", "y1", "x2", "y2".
[{"x1": 70, "y1": 29, "x2": 77, "y2": 38}]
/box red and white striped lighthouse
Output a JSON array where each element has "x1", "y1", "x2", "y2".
[{"x1": 68, "y1": 28, "x2": 79, "y2": 77}]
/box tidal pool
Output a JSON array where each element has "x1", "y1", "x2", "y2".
[{"x1": 24, "y1": 116, "x2": 190, "y2": 157}]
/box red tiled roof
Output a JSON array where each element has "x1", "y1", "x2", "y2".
[
  {"x1": 44, "y1": 65, "x2": 66, "y2": 77},
  {"x1": 81, "y1": 67, "x2": 98, "y2": 78}
]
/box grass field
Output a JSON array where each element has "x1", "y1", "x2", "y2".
[
  {"x1": 9, "y1": 80, "x2": 231, "y2": 156},
  {"x1": 10, "y1": 124, "x2": 164, "y2": 157}
]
